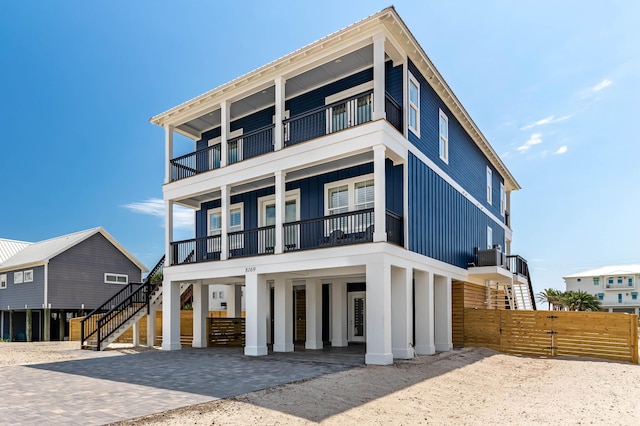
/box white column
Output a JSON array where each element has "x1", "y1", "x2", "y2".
[
  {"x1": 161, "y1": 280, "x2": 181, "y2": 350},
  {"x1": 391, "y1": 266, "x2": 414, "y2": 359},
  {"x1": 244, "y1": 272, "x2": 268, "y2": 356},
  {"x1": 365, "y1": 260, "x2": 393, "y2": 365},
  {"x1": 331, "y1": 280, "x2": 348, "y2": 347},
  {"x1": 220, "y1": 185, "x2": 229, "y2": 260},
  {"x1": 220, "y1": 100, "x2": 229, "y2": 167},
  {"x1": 164, "y1": 124, "x2": 174, "y2": 184},
  {"x1": 192, "y1": 283, "x2": 209, "y2": 348},
  {"x1": 147, "y1": 304, "x2": 158, "y2": 348},
  {"x1": 305, "y1": 279, "x2": 323, "y2": 350},
  {"x1": 372, "y1": 33, "x2": 386, "y2": 121},
  {"x1": 414, "y1": 270, "x2": 435, "y2": 355},
  {"x1": 227, "y1": 284, "x2": 242, "y2": 318},
  {"x1": 274, "y1": 171, "x2": 285, "y2": 254},
  {"x1": 165, "y1": 200, "x2": 174, "y2": 266},
  {"x1": 373, "y1": 145, "x2": 387, "y2": 242},
  {"x1": 434, "y1": 275, "x2": 452, "y2": 352},
  {"x1": 273, "y1": 277, "x2": 294, "y2": 352},
  {"x1": 132, "y1": 321, "x2": 140, "y2": 347},
  {"x1": 274, "y1": 77, "x2": 285, "y2": 151}
]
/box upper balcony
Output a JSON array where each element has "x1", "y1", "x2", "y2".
[{"x1": 168, "y1": 90, "x2": 403, "y2": 183}]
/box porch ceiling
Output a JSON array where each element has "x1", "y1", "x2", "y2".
[{"x1": 177, "y1": 45, "x2": 374, "y2": 140}]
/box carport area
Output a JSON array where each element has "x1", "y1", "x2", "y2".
[{"x1": 0, "y1": 345, "x2": 364, "y2": 425}]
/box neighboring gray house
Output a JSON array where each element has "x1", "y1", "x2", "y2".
[{"x1": 0, "y1": 228, "x2": 147, "y2": 341}]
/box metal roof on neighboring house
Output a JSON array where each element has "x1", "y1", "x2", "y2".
[
  {"x1": 564, "y1": 264, "x2": 640, "y2": 279},
  {"x1": 0, "y1": 228, "x2": 148, "y2": 273},
  {"x1": 0, "y1": 238, "x2": 32, "y2": 264}
]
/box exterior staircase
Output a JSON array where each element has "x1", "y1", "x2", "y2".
[{"x1": 81, "y1": 256, "x2": 165, "y2": 350}]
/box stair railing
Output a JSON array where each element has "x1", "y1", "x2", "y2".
[{"x1": 80, "y1": 255, "x2": 165, "y2": 349}]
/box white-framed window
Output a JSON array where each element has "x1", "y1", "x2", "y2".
[
  {"x1": 487, "y1": 226, "x2": 493, "y2": 249},
  {"x1": 258, "y1": 190, "x2": 301, "y2": 251},
  {"x1": 324, "y1": 175, "x2": 375, "y2": 235},
  {"x1": 14, "y1": 271, "x2": 24, "y2": 284},
  {"x1": 500, "y1": 183, "x2": 506, "y2": 216},
  {"x1": 408, "y1": 73, "x2": 420, "y2": 136},
  {"x1": 212, "y1": 292, "x2": 217, "y2": 299},
  {"x1": 325, "y1": 82, "x2": 373, "y2": 134},
  {"x1": 105, "y1": 273, "x2": 128, "y2": 284},
  {"x1": 486, "y1": 167, "x2": 493, "y2": 205},
  {"x1": 0, "y1": 274, "x2": 6, "y2": 289},
  {"x1": 23, "y1": 270, "x2": 33, "y2": 283},
  {"x1": 438, "y1": 109, "x2": 448, "y2": 162},
  {"x1": 218, "y1": 290, "x2": 224, "y2": 299},
  {"x1": 208, "y1": 203, "x2": 244, "y2": 250}
]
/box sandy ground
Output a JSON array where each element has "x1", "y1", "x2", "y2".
[
  {"x1": 2, "y1": 342, "x2": 639, "y2": 425},
  {"x1": 0, "y1": 341, "x2": 150, "y2": 365}
]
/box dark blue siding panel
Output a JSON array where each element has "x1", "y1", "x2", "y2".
[
  {"x1": 407, "y1": 59, "x2": 504, "y2": 220},
  {"x1": 197, "y1": 164, "x2": 377, "y2": 238},
  {"x1": 286, "y1": 68, "x2": 373, "y2": 116},
  {"x1": 196, "y1": 127, "x2": 222, "y2": 151},
  {"x1": 408, "y1": 153, "x2": 504, "y2": 268},
  {"x1": 385, "y1": 61, "x2": 403, "y2": 105},
  {"x1": 385, "y1": 159, "x2": 403, "y2": 215}
]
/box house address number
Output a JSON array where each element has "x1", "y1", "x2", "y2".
[{"x1": 245, "y1": 266, "x2": 256, "y2": 273}]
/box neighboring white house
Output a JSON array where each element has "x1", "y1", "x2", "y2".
[
  {"x1": 564, "y1": 264, "x2": 640, "y2": 315},
  {"x1": 209, "y1": 284, "x2": 245, "y2": 313}
]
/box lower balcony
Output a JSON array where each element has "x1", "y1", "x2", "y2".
[
  {"x1": 169, "y1": 209, "x2": 403, "y2": 266},
  {"x1": 467, "y1": 249, "x2": 530, "y2": 283}
]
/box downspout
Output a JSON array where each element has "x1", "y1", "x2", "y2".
[{"x1": 43, "y1": 262, "x2": 48, "y2": 309}]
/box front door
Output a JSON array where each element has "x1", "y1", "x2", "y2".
[
  {"x1": 259, "y1": 197, "x2": 299, "y2": 252},
  {"x1": 348, "y1": 291, "x2": 366, "y2": 342}
]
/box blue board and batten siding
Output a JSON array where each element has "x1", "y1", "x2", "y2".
[
  {"x1": 0, "y1": 265, "x2": 45, "y2": 308},
  {"x1": 195, "y1": 61, "x2": 403, "y2": 149},
  {"x1": 407, "y1": 59, "x2": 504, "y2": 221},
  {"x1": 47, "y1": 233, "x2": 143, "y2": 309},
  {"x1": 408, "y1": 153, "x2": 504, "y2": 268},
  {"x1": 196, "y1": 161, "x2": 403, "y2": 237}
]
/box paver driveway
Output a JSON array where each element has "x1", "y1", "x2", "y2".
[{"x1": 0, "y1": 346, "x2": 364, "y2": 425}]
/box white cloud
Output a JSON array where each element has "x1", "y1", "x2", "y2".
[
  {"x1": 521, "y1": 115, "x2": 572, "y2": 130},
  {"x1": 554, "y1": 146, "x2": 568, "y2": 155},
  {"x1": 581, "y1": 79, "x2": 612, "y2": 98},
  {"x1": 516, "y1": 133, "x2": 543, "y2": 153},
  {"x1": 123, "y1": 198, "x2": 194, "y2": 229}
]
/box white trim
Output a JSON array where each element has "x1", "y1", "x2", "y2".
[
  {"x1": 208, "y1": 202, "x2": 244, "y2": 235},
  {"x1": 323, "y1": 174, "x2": 375, "y2": 215},
  {"x1": 325, "y1": 81, "x2": 373, "y2": 105},
  {"x1": 257, "y1": 190, "x2": 301, "y2": 226},
  {"x1": 500, "y1": 182, "x2": 506, "y2": 217},
  {"x1": 486, "y1": 167, "x2": 493, "y2": 205},
  {"x1": 487, "y1": 226, "x2": 493, "y2": 249},
  {"x1": 208, "y1": 128, "x2": 243, "y2": 147},
  {"x1": 14, "y1": 271, "x2": 23, "y2": 284},
  {"x1": 408, "y1": 72, "x2": 420, "y2": 137},
  {"x1": 104, "y1": 273, "x2": 128, "y2": 285},
  {"x1": 438, "y1": 109, "x2": 448, "y2": 163},
  {"x1": 23, "y1": 269, "x2": 33, "y2": 283},
  {"x1": 0, "y1": 274, "x2": 6, "y2": 289}
]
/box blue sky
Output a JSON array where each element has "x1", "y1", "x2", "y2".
[{"x1": 1, "y1": 1, "x2": 638, "y2": 297}]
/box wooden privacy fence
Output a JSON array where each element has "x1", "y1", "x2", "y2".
[
  {"x1": 207, "y1": 317, "x2": 245, "y2": 346},
  {"x1": 463, "y1": 309, "x2": 638, "y2": 364}
]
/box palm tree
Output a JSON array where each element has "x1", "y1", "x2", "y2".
[
  {"x1": 536, "y1": 288, "x2": 562, "y2": 310},
  {"x1": 561, "y1": 290, "x2": 602, "y2": 312}
]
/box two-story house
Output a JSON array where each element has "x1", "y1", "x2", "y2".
[
  {"x1": 151, "y1": 7, "x2": 532, "y2": 364},
  {"x1": 564, "y1": 265, "x2": 640, "y2": 315}
]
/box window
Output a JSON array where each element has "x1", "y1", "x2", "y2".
[
  {"x1": 597, "y1": 293, "x2": 604, "y2": 301},
  {"x1": 618, "y1": 293, "x2": 622, "y2": 303},
  {"x1": 628, "y1": 277, "x2": 634, "y2": 287},
  {"x1": 0, "y1": 274, "x2": 6, "y2": 289},
  {"x1": 438, "y1": 109, "x2": 448, "y2": 162},
  {"x1": 408, "y1": 73, "x2": 420, "y2": 136},
  {"x1": 14, "y1": 271, "x2": 23, "y2": 284},
  {"x1": 487, "y1": 226, "x2": 493, "y2": 249},
  {"x1": 632, "y1": 292, "x2": 638, "y2": 300},
  {"x1": 608, "y1": 278, "x2": 614, "y2": 285},
  {"x1": 324, "y1": 175, "x2": 375, "y2": 234},
  {"x1": 486, "y1": 167, "x2": 493, "y2": 205},
  {"x1": 593, "y1": 277, "x2": 600, "y2": 286},
  {"x1": 617, "y1": 277, "x2": 623, "y2": 284},
  {"x1": 212, "y1": 292, "x2": 217, "y2": 299},
  {"x1": 23, "y1": 270, "x2": 33, "y2": 283},
  {"x1": 500, "y1": 183, "x2": 506, "y2": 216},
  {"x1": 219, "y1": 290, "x2": 224, "y2": 299},
  {"x1": 258, "y1": 190, "x2": 301, "y2": 251},
  {"x1": 105, "y1": 273, "x2": 128, "y2": 284},
  {"x1": 208, "y1": 203, "x2": 244, "y2": 250},
  {"x1": 325, "y1": 82, "x2": 373, "y2": 134}
]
